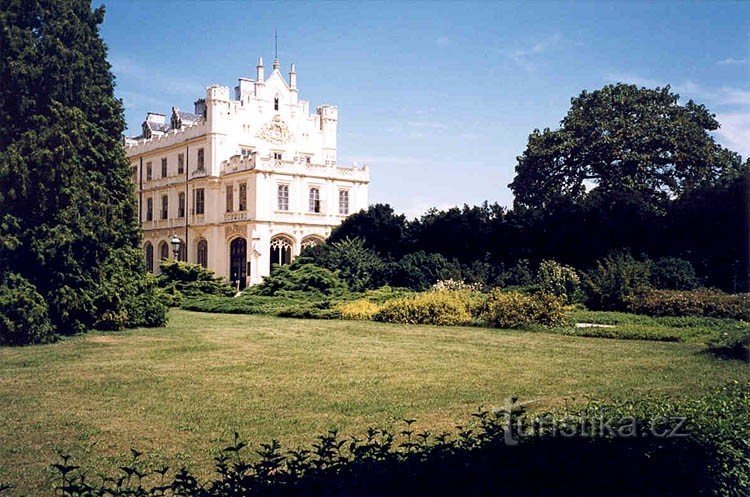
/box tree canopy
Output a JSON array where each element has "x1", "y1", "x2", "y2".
[{"x1": 509, "y1": 84, "x2": 744, "y2": 211}]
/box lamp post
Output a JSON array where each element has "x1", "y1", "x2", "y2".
[{"x1": 170, "y1": 234, "x2": 181, "y2": 261}]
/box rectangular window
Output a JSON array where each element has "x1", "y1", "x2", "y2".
[
  {"x1": 197, "y1": 148, "x2": 205, "y2": 170},
  {"x1": 160, "y1": 194, "x2": 168, "y2": 219},
  {"x1": 238, "y1": 183, "x2": 247, "y2": 211},
  {"x1": 273, "y1": 152, "x2": 282, "y2": 161},
  {"x1": 161, "y1": 158, "x2": 167, "y2": 178},
  {"x1": 309, "y1": 187, "x2": 321, "y2": 213},
  {"x1": 146, "y1": 161, "x2": 152, "y2": 181},
  {"x1": 146, "y1": 197, "x2": 153, "y2": 221},
  {"x1": 178, "y1": 192, "x2": 185, "y2": 218},
  {"x1": 194, "y1": 188, "x2": 205, "y2": 215},
  {"x1": 338, "y1": 189, "x2": 349, "y2": 215},
  {"x1": 226, "y1": 185, "x2": 234, "y2": 213},
  {"x1": 177, "y1": 153, "x2": 185, "y2": 174},
  {"x1": 277, "y1": 184, "x2": 289, "y2": 211}
]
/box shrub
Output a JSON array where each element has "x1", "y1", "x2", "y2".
[
  {"x1": 253, "y1": 264, "x2": 348, "y2": 297},
  {"x1": 650, "y1": 257, "x2": 701, "y2": 290},
  {"x1": 536, "y1": 260, "x2": 582, "y2": 304},
  {"x1": 431, "y1": 279, "x2": 483, "y2": 292},
  {"x1": 386, "y1": 251, "x2": 462, "y2": 291},
  {"x1": 707, "y1": 330, "x2": 750, "y2": 361},
  {"x1": 626, "y1": 288, "x2": 750, "y2": 320},
  {"x1": 301, "y1": 238, "x2": 385, "y2": 292},
  {"x1": 482, "y1": 289, "x2": 568, "y2": 328},
  {"x1": 374, "y1": 290, "x2": 473, "y2": 326},
  {"x1": 583, "y1": 251, "x2": 651, "y2": 311},
  {"x1": 337, "y1": 299, "x2": 382, "y2": 320},
  {"x1": 361, "y1": 285, "x2": 415, "y2": 303},
  {"x1": 156, "y1": 260, "x2": 234, "y2": 306},
  {"x1": 498, "y1": 259, "x2": 535, "y2": 287},
  {"x1": 0, "y1": 273, "x2": 56, "y2": 346}
]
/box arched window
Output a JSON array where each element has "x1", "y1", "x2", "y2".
[
  {"x1": 338, "y1": 189, "x2": 349, "y2": 215},
  {"x1": 309, "y1": 187, "x2": 320, "y2": 213},
  {"x1": 274, "y1": 96, "x2": 279, "y2": 111},
  {"x1": 301, "y1": 236, "x2": 324, "y2": 252},
  {"x1": 197, "y1": 239, "x2": 208, "y2": 268},
  {"x1": 144, "y1": 242, "x2": 154, "y2": 273},
  {"x1": 178, "y1": 240, "x2": 187, "y2": 262},
  {"x1": 270, "y1": 235, "x2": 293, "y2": 272},
  {"x1": 159, "y1": 241, "x2": 169, "y2": 261},
  {"x1": 277, "y1": 184, "x2": 289, "y2": 211}
]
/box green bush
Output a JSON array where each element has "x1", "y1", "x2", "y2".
[
  {"x1": 385, "y1": 251, "x2": 462, "y2": 291},
  {"x1": 625, "y1": 288, "x2": 750, "y2": 320},
  {"x1": 650, "y1": 257, "x2": 701, "y2": 290},
  {"x1": 0, "y1": 273, "x2": 56, "y2": 346},
  {"x1": 536, "y1": 259, "x2": 582, "y2": 304},
  {"x1": 157, "y1": 260, "x2": 234, "y2": 306},
  {"x1": 482, "y1": 289, "x2": 568, "y2": 328},
  {"x1": 253, "y1": 264, "x2": 348, "y2": 297},
  {"x1": 300, "y1": 238, "x2": 385, "y2": 292},
  {"x1": 707, "y1": 330, "x2": 750, "y2": 361},
  {"x1": 361, "y1": 285, "x2": 415, "y2": 303},
  {"x1": 583, "y1": 251, "x2": 651, "y2": 311},
  {"x1": 374, "y1": 290, "x2": 473, "y2": 326}
]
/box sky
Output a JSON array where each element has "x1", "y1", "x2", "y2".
[{"x1": 100, "y1": 1, "x2": 750, "y2": 218}]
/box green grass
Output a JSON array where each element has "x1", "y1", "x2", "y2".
[
  {"x1": 567, "y1": 309, "x2": 750, "y2": 342},
  {"x1": 0, "y1": 309, "x2": 747, "y2": 495}
]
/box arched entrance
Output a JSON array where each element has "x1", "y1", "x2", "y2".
[
  {"x1": 270, "y1": 235, "x2": 293, "y2": 273},
  {"x1": 229, "y1": 237, "x2": 247, "y2": 290}
]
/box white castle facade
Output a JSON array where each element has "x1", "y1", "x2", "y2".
[{"x1": 126, "y1": 56, "x2": 370, "y2": 288}]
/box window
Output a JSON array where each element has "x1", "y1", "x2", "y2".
[
  {"x1": 159, "y1": 241, "x2": 169, "y2": 261},
  {"x1": 146, "y1": 161, "x2": 152, "y2": 180},
  {"x1": 273, "y1": 152, "x2": 282, "y2": 161},
  {"x1": 197, "y1": 148, "x2": 205, "y2": 170},
  {"x1": 306, "y1": 156, "x2": 311, "y2": 164},
  {"x1": 309, "y1": 187, "x2": 321, "y2": 213},
  {"x1": 194, "y1": 188, "x2": 205, "y2": 215},
  {"x1": 144, "y1": 242, "x2": 154, "y2": 273},
  {"x1": 277, "y1": 184, "x2": 289, "y2": 211},
  {"x1": 161, "y1": 158, "x2": 167, "y2": 178},
  {"x1": 226, "y1": 185, "x2": 234, "y2": 213},
  {"x1": 241, "y1": 148, "x2": 252, "y2": 158},
  {"x1": 197, "y1": 240, "x2": 208, "y2": 268},
  {"x1": 238, "y1": 183, "x2": 247, "y2": 211},
  {"x1": 177, "y1": 153, "x2": 184, "y2": 174},
  {"x1": 338, "y1": 190, "x2": 349, "y2": 215},
  {"x1": 178, "y1": 192, "x2": 185, "y2": 218},
  {"x1": 274, "y1": 96, "x2": 279, "y2": 111},
  {"x1": 146, "y1": 197, "x2": 153, "y2": 221},
  {"x1": 160, "y1": 195, "x2": 168, "y2": 219}
]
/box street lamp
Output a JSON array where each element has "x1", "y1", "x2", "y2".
[{"x1": 170, "y1": 234, "x2": 181, "y2": 260}]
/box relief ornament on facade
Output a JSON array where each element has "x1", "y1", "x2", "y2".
[{"x1": 256, "y1": 115, "x2": 293, "y2": 145}]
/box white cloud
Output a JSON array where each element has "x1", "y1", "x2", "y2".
[
  {"x1": 718, "y1": 57, "x2": 747, "y2": 65},
  {"x1": 715, "y1": 112, "x2": 750, "y2": 157},
  {"x1": 504, "y1": 33, "x2": 563, "y2": 70}
]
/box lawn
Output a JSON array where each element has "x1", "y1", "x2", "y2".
[{"x1": 0, "y1": 309, "x2": 747, "y2": 495}]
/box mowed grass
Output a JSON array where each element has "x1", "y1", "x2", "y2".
[{"x1": 0, "y1": 310, "x2": 748, "y2": 495}]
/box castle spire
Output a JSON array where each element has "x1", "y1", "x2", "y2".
[{"x1": 273, "y1": 29, "x2": 280, "y2": 70}]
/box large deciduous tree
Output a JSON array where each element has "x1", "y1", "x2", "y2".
[
  {"x1": 510, "y1": 84, "x2": 744, "y2": 211},
  {"x1": 0, "y1": 0, "x2": 166, "y2": 343}
]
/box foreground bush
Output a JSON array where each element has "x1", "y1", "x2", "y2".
[
  {"x1": 374, "y1": 290, "x2": 473, "y2": 326},
  {"x1": 252, "y1": 264, "x2": 348, "y2": 297},
  {"x1": 626, "y1": 288, "x2": 750, "y2": 320},
  {"x1": 482, "y1": 290, "x2": 567, "y2": 328},
  {"x1": 536, "y1": 260, "x2": 582, "y2": 304},
  {"x1": 26, "y1": 383, "x2": 750, "y2": 497},
  {"x1": 337, "y1": 299, "x2": 382, "y2": 320},
  {"x1": 0, "y1": 273, "x2": 55, "y2": 346}
]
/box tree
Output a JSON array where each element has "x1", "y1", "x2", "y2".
[
  {"x1": 510, "y1": 84, "x2": 744, "y2": 212},
  {"x1": 0, "y1": 0, "x2": 166, "y2": 342},
  {"x1": 328, "y1": 204, "x2": 408, "y2": 257}
]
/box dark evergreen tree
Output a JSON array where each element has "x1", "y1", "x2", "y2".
[{"x1": 0, "y1": 0, "x2": 166, "y2": 342}]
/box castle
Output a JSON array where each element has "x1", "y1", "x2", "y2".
[{"x1": 126, "y1": 56, "x2": 370, "y2": 288}]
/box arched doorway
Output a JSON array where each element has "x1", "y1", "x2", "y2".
[
  {"x1": 197, "y1": 239, "x2": 208, "y2": 268},
  {"x1": 229, "y1": 237, "x2": 247, "y2": 290},
  {"x1": 270, "y1": 235, "x2": 293, "y2": 273}
]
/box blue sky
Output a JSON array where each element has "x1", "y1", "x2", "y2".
[{"x1": 101, "y1": 1, "x2": 750, "y2": 218}]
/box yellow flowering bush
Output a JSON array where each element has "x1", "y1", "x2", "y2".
[
  {"x1": 374, "y1": 290, "x2": 473, "y2": 326},
  {"x1": 482, "y1": 289, "x2": 567, "y2": 328},
  {"x1": 337, "y1": 299, "x2": 383, "y2": 321}
]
